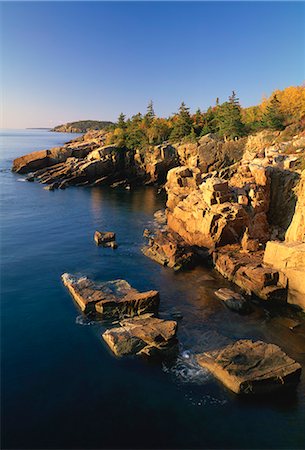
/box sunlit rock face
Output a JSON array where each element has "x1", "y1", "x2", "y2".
[
  {"x1": 264, "y1": 171, "x2": 305, "y2": 310},
  {"x1": 164, "y1": 131, "x2": 305, "y2": 304}
]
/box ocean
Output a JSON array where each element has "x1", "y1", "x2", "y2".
[{"x1": 1, "y1": 129, "x2": 305, "y2": 449}]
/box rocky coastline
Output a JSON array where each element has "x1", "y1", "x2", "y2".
[
  {"x1": 12, "y1": 127, "x2": 305, "y2": 394},
  {"x1": 12, "y1": 129, "x2": 305, "y2": 310}
]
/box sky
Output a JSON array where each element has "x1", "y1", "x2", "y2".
[{"x1": 1, "y1": 1, "x2": 304, "y2": 128}]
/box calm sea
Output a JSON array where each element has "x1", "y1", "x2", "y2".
[{"x1": 1, "y1": 129, "x2": 305, "y2": 449}]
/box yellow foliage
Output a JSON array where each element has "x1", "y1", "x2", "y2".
[{"x1": 261, "y1": 85, "x2": 305, "y2": 122}]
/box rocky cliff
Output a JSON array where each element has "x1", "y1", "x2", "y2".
[
  {"x1": 12, "y1": 130, "x2": 179, "y2": 188},
  {"x1": 162, "y1": 131, "x2": 305, "y2": 309},
  {"x1": 12, "y1": 129, "x2": 305, "y2": 309}
]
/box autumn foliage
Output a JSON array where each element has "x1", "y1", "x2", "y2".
[{"x1": 106, "y1": 85, "x2": 305, "y2": 150}]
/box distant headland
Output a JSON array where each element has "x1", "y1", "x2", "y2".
[{"x1": 51, "y1": 120, "x2": 113, "y2": 133}]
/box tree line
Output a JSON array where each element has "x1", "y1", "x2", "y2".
[{"x1": 106, "y1": 85, "x2": 305, "y2": 151}]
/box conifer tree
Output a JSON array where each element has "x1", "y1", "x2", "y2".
[
  {"x1": 170, "y1": 102, "x2": 193, "y2": 141},
  {"x1": 117, "y1": 113, "x2": 126, "y2": 129},
  {"x1": 261, "y1": 95, "x2": 285, "y2": 130},
  {"x1": 216, "y1": 91, "x2": 245, "y2": 140},
  {"x1": 146, "y1": 101, "x2": 155, "y2": 120}
]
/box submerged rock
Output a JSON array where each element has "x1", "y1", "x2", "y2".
[
  {"x1": 61, "y1": 273, "x2": 159, "y2": 317},
  {"x1": 196, "y1": 339, "x2": 301, "y2": 395},
  {"x1": 102, "y1": 314, "x2": 178, "y2": 357},
  {"x1": 214, "y1": 288, "x2": 250, "y2": 313}
]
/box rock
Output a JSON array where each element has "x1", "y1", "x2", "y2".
[
  {"x1": 44, "y1": 184, "x2": 55, "y2": 191},
  {"x1": 241, "y1": 228, "x2": 260, "y2": 253},
  {"x1": 143, "y1": 228, "x2": 151, "y2": 238},
  {"x1": 264, "y1": 240, "x2": 305, "y2": 310},
  {"x1": 102, "y1": 314, "x2": 178, "y2": 358},
  {"x1": 284, "y1": 157, "x2": 298, "y2": 170},
  {"x1": 61, "y1": 273, "x2": 159, "y2": 317},
  {"x1": 285, "y1": 171, "x2": 305, "y2": 244},
  {"x1": 94, "y1": 231, "x2": 116, "y2": 246},
  {"x1": 214, "y1": 288, "x2": 249, "y2": 313},
  {"x1": 25, "y1": 174, "x2": 35, "y2": 182},
  {"x1": 12, "y1": 150, "x2": 51, "y2": 174},
  {"x1": 267, "y1": 168, "x2": 300, "y2": 232},
  {"x1": 213, "y1": 245, "x2": 287, "y2": 302},
  {"x1": 142, "y1": 230, "x2": 196, "y2": 271},
  {"x1": 167, "y1": 193, "x2": 249, "y2": 249},
  {"x1": 154, "y1": 209, "x2": 167, "y2": 226},
  {"x1": 196, "y1": 339, "x2": 301, "y2": 395}
]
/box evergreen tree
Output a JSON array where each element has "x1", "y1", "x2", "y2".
[
  {"x1": 117, "y1": 113, "x2": 126, "y2": 129},
  {"x1": 193, "y1": 108, "x2": 203, "y2": 136},
  {"x1": 261, "y1": 95, "x2": 285, "y2": 130},
  {"x1": 216, "y1": 91, "x2": 245, "y2": 140},
  {"x1": 170, "y1": 102, "x2": 193, "y2": 141},
  {"x1": 145, "y1": 101, "x2": 155, "y2": 121},
  {"x1": 200, "y1": 107, "x2": 218, "y2": 136}
]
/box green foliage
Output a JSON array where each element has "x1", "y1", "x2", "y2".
[
  {"x1": 144, "y1": 101, "x2": 155, "y2": 126},
  {"x1": 117, "y1": 113, "x2": 127, "y2": 129},
  {"x1": 200, "y1": 107, "x2": 218, "y2": 136},
  {"x1": 261, "y1": 95, "x2": 285, "y2": 130},
  {"x1": 104, "y1": 86, "x2": 305, "y2": 150},
  {"x1": 216, "y1": 92, "x2": 245, "y2": 139},
  {"x1": 170, "y1": 102, "x2": 193, "y2": 141},
  {"x1": 52, "y1": 120, "x2": 113, "y2": 133}
]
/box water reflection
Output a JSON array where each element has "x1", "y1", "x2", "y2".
[{"x1": 90, "y1": 185, "x2": 165, "y2": 219}]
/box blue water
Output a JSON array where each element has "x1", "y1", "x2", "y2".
[{"x1": 1, "y1": 129, "x2": 305, "y2": 449}]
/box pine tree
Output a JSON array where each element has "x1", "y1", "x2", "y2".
[
  {"x1": 261, "y1": 95, "x2": 285, "y2": 130},
  {"x1": 117, "y1": 113, "x2": 126, "y2": 129},
  {"x1": 170, "y1": 102, "x2": 193, "y2": 141},
  {"x1": 146, "y1": 101, "x2": 155, "y2": 120},
  {"x1": 216, "y1": 91, "x2": 245, "y2": 140}
]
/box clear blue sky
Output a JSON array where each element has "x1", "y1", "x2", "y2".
[{"x1": 1, "y1": 1, "x2": 304, "y2": 128}]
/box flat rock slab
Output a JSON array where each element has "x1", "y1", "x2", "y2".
[
  {"x1": 196, "y1": 339, "x2": 301, "y2": 395},
  {"x1": 215, "y1": 288, "x2": 250, "y2": 313},
  {"x1": 61, "y1": 273, "x2": 159, "y2": 317},
  {"x1": 102, "y1": 315, "x2": 178, "y2": 357}
]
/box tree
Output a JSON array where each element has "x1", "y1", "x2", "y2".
[
  {"x1": 261, "y1": 94, "x2": 285, "y2": 130},
  {"x1": 144, "y1": 100, "x2": 155, "y2": 125},
  {"x1": 200, "y1": 107, "x2": 218, "y2": 136},
  {"x1": 117, "y1": 113, "x2": 126, "y2": 129},
  {"x1": 170, "y1": 102, "x2": 193, "y2": 141},
  {"x1": 216, "y1": 91, "x2": 245, "y2": 140},
  {"x1": 146, "y1": 118, "x2": 171, "y2": 145}
]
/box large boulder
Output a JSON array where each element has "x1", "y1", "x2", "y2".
[
  {"x1": 142, "y1": 230, "x2": 196, "y2": 271},
  {"x1": 196, "y1": 339, "x2": 301, "y2": 395},
  {"x1": 214, "y1": 288, "x2": 249, "y2": 313},
  {"x1": 168, "y1": 192, "x2": 249, "y2": 249},
  {"x1": 102, "y1": 315, "x2": 178, "y2": 357},
  {"x1": 264, "y1": 241, "x2": 305, "y2": 310},
  {"x1": 61, "y1": 273, "x2": 159, "y2": 317},
  {"x1": 213, "y1": 245, "x2": 287, "y2": 302}
]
